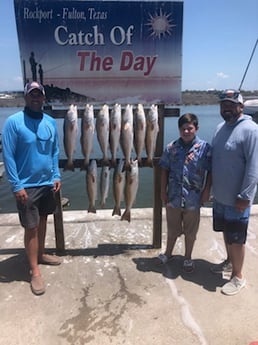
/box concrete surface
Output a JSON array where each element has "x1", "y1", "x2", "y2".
[{"x1": 0, "y1": 206, "x2": 258, "y2": 345}]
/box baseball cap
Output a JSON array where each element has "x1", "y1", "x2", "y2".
[
  {"x1": 219, "y1": 89, "x2": 243, "y2": 104},
  {"x1": 24, "y1": 81, "x2": 45, "y2": 96}
]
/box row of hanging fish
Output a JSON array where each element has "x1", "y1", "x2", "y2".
[
  {"x1": 63, "y1": 103, "x2": 159, "y2": 171},
  {"x1": 86, "y1": 159, "x2": 139, "y2": 222}
]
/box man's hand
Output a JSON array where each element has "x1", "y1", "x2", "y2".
[
  {"x1": 53, "y1": 180, "x2": 61, "y2": 192},
  {"x1": 235, "y1": 198, "x2": 249, "y2": 212},
  {"x1": 14, "y1": 189, "x2": 28, "y2": 204}
]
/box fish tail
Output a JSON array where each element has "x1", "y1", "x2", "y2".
[
  {"x1": 101, "y1": 158, "x2": 110, "y2": 167},
  {"x1": 137, "y1": 156, "x2": 142, "y2": 166},
  {"x1": 146, "y1": 157, "x2": 153, "y2": 167},
  {"x1": 121, "y1": 209, "x2": 131, "y2": 222},
  {"x1": 88, "y1": 205, "x2": 96, "y2": 213},
  {"x1": 125, "y1": 160, "x2": 131, "y2": 170},
  {"x1": 80, "y1": 159, "x2": 89, "y2": 171},
  {"x1": 112, "y1": 206, "x2": 121, "y2": 216},
  {"x1": 111, "y1": 158, "x2": 117, "y2": 167},
  {"x1": 64, "y1": 159, "x2": 74, "y2": 171}
]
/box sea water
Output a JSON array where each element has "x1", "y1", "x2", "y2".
[{"x1": 0, "y1": 104, "x2": 234, "y2": 212}]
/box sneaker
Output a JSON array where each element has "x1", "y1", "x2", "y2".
[
  {"x1": 183, "y1": 259, "x2": 195, "y2": 273},
  {"x1": 221, "y1": 276, "x2": 246, "y2": 296},
  {"x1": 210, "y1": 260, "x2": 232, "y2": 274},
  {"x1": 155, "y1": 253, "x2": 172, "y2": 264}
]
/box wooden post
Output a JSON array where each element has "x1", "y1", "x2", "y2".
[
  {"x1": 152, "y1": 103, "x2": 165, "y2": 248},
  {"x1": 53, "y1": 189, "x2": 65, "y2": 252}
]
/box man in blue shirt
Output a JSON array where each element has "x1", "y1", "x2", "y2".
[
  {"x1": 158, "y1": 113, "x2": 211, "y2": 273},
  {"x1": 211, "y1": 89, "x2": 258, "y2": 295},
  {"x1": 2, "y1": 81, "x2": 61, "y2": 295}
]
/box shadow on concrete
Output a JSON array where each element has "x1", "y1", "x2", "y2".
[
  {"x1": 132, "y1": 255, "x2": 228, "y2": 292},
  {"x1": 0, "y1": 244, "x2": 153, "y2": 258},
  {"x1": 61, "y1": 244, "x2": 153, "y2": 257},
  {"x1": 0, "y1": 244, "x2": 153, "y2": 284},
  {"x1": 0, "y1": 253, "x2": 30, "y2": 283}
]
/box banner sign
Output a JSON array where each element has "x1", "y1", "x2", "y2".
[{"x1": 14, "y1": 0, "x2": 183, "y2": 104}]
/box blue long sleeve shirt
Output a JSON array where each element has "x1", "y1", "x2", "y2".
[
  {"x1": 2, "y1": 110, "x2": 61, "y2": 192},
  {"x1": 212, "y1": 115, "x2": 258, "y2": 206}
]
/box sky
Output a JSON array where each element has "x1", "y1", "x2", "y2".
[{"x1": 0, "y1": 0, "x2": 257, "y2": 92}]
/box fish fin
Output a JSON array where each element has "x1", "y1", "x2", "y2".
[{"x1": 121, "y1": 210, "x2": 131, "y2": 222}]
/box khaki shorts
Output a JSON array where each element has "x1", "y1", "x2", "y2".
[{"x1": 166, "y1": 207, "x2": 200, "y2": 240}]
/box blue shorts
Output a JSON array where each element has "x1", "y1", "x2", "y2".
[{"x1": 213, "y1": 200, "x2": 250, "y2": 244}]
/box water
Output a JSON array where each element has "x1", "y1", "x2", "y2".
[{"x1": 0, "y1": 105, "x2": 223, "y2": 213}]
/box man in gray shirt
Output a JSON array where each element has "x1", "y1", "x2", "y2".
[{"x1": 211, "y1": 89, "x2": 258, "y2": 295}]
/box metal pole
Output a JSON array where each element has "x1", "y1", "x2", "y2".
[{"x1": 239, "y1": 38, "x2": 258, "y2": 91}]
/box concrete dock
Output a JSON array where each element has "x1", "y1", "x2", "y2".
[{"x1": 0, "y1": 206, "x2": 258, "y2": 345}]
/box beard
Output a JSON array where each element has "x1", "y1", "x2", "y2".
[{"x1": 221, "y1": 110, "x2": 240, "y2": 123}]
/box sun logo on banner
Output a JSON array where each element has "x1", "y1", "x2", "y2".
[{"x1": 146, "y1": 9, "x2": 176, "y2": 39}]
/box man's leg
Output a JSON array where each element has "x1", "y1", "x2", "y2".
[
  {"x1": 24, "y1": 226, "x2": 45, "y2": 295},
  {"x1": 223, "y1": 232, "x2": 231, "y2": 262},
  {"x1": 24, "y1": 226, "x2": 41, "y2": 277},
  {"x1": 184, "y1": 209, "x2": 200, "y2": 260},
  {"x1": 228, "y1": 243, "x2": 245, "y2": 279},
  {"x1": 184, "y1": 237, "x2": 195, "y2": 260},
  {"x1": 164, "y1": 207, "x2": 181, "y2": 257}
]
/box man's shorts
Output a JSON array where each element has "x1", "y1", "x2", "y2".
[
  {"x1": 16, "y1": 186, "x2": 57, "y2": 229},
  {"x1": 213, "y1": 200, "x2": 250, "y2": 244},
  {"x1": 166, "y1": 206, "x2": 200, "y2": 241}
]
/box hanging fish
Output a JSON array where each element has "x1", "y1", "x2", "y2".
[
  {"x1": 63, "y1": 104, "x2": 78, "y2": 171},
  {"x1": 112, "y1": 159, "x2": 125, "y2": 216},
  {"x1": 96, "y1": 104, "x2": 109, "y2": 165},
  {"x1": 109, "y1": 103, "x2": 121, "y2": 166},
  {"x1": 145, "y1": 104, "x2": 159, "y2": 167},
  {"x1": 121, "y1": 159, "x2": 139, "y2": 222},
  {"x1": 120, "y1": 104, "x2": 134, "y2": 168},
  {"x1": 100, "y1": 166, "x2": 110, "y2": 208},
  {"x1": 134, "y1": 103, "x2": 146, "y2": 165},
  {"x1": 80, "y1": 104, "x2": 95, "y2": 170},
  {"x1": 86, "y1": 159, "x2": 98, "y2": 213}
]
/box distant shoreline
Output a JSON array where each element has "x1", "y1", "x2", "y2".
[{"x1": 0, "y1": 90, "x2": 257, "y2": 108}]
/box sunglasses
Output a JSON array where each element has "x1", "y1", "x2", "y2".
[{"x1": 219, "y1": 90, "x2": 240, "y2": 101}]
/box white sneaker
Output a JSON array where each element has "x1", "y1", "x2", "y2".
[
  {"x1": 221, "y1": 276, "x2": 246, "y2": 296},
  {"x1": 210, "y1": 260, "x2": 232, "y2": 274}
]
